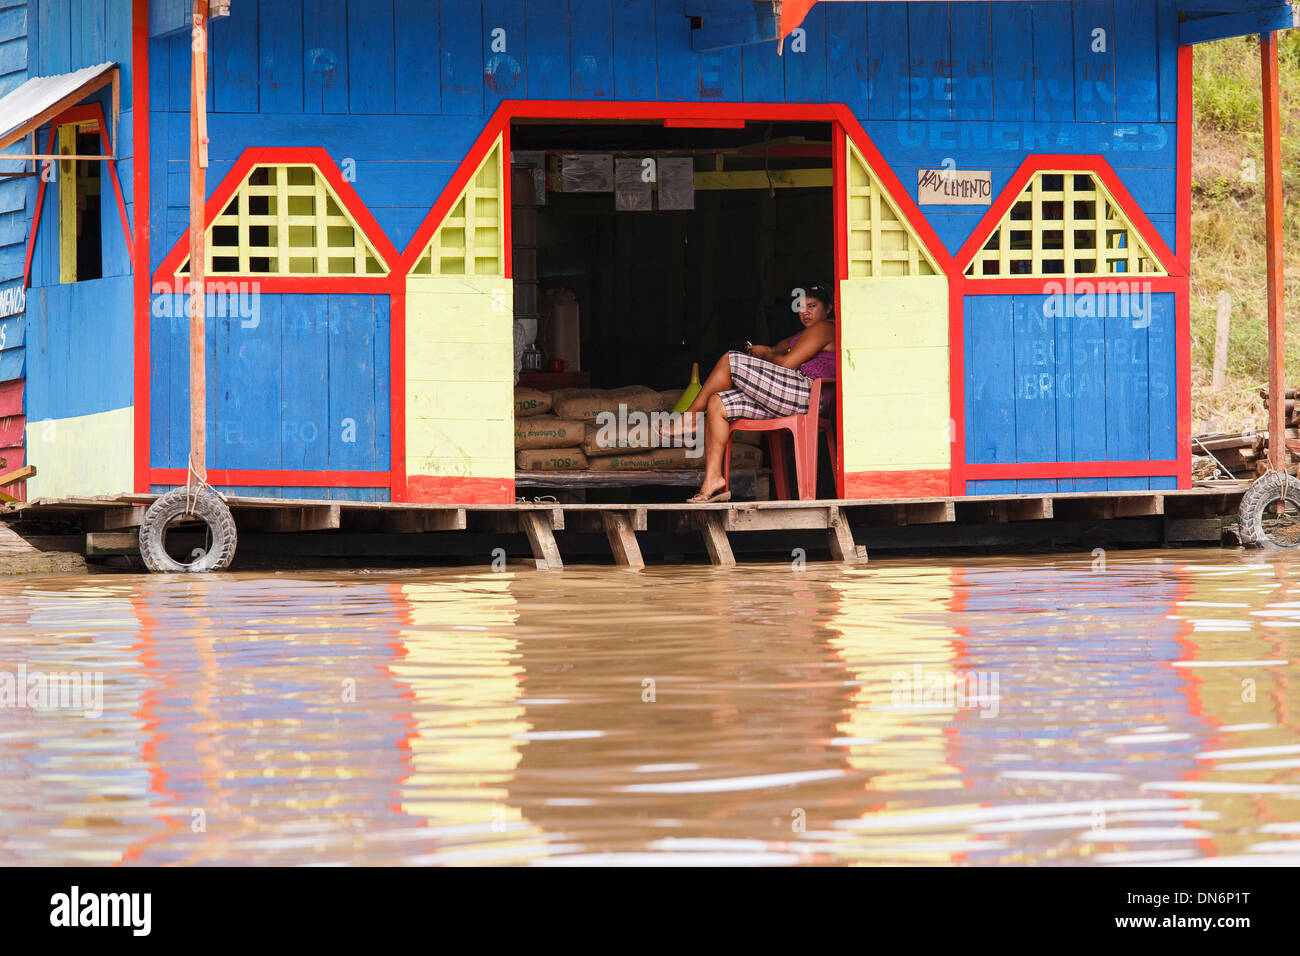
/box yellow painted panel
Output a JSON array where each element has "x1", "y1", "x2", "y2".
[
  {"x1": 407, "y1": 381, "x2": 512, "y2": 420},
  {"x1": 840, "y1": 348, "x2": 949, "y2": 396},
  {"x1": 26, "y1": 406, "x2": 134, "y2": 499},
  {"x1": 412, "y1": 137, "x2": 505, "y2": 278},
  {"x1": 405, "y1": 274, "x2": 514, "y2": 477},
  {"x1": 839, "y1": 275, "x2": 950, "y2": 473}
]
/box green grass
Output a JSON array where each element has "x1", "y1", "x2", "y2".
[{"x1": 1190, "y1": 35, "x2": 1300, "y2": 431}]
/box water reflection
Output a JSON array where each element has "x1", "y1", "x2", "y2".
[{"x1": 0, "y1": 550, "x2": 1296, "y2": 865}]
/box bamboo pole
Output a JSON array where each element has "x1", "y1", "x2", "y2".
[
  {"x1": 189, "y1": 1, "x2": 209, "y2": 481},
  {"x1": 1262, "y1": 31, "x2": 1286, "y2": 472}
]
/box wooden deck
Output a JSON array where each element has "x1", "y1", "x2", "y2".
[{"x1": 0, "y1": 485, "x2": 1248, "y2": 572}]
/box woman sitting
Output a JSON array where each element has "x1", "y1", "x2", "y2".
[{"x1": 672, "y1": 281, "x2": 836, "y2": 504}]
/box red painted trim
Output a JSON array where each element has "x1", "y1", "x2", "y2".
[
  {"x1": 132, "y1": 0, "x2": 150, "y2": 494},
  {"x1": 956, "y1": 275, "x2": 1185, "y2": 295},
  {"x1": 501, "y1": 121, "x2": 512, "y2": 281},
  {"x1": 831, "y1": 106, "x2": 956, "y2": 276},
  {"x1": 24, "y1": 104, "x2": 134, "y2": 287},
  {"x1": 152, "y1": 146, "x2": 401, "y2": 284},
  {"x1": 948, "y1": 281, "x2": 966, "y2": 495},
  {"x1": 954, "y1": 155, "x2": 1184, "y2": 279},
  {"x1": 397, "y1": 105, "x2": 511, "y2": 275},
  {"x1": 1176, "y1": 285, "x2": 1192, "y2": 488},
  {"x1": 150, "y1": 275, "x2": 396, "y2": 295},
  {"x1": 150, "y1": 468, "x2": 390, "y2": 487},
  {"x1": 963, "y1": 460, "x2": 1180, "y2": 480},
  {"x1": 390, "y1": 291, "x2": 407, "y2": 501},
  {"x1": 22, "y1": 124, "x2": 54, "y2": 290},
  {"x1": 844, "y1": 469, "x2": 951, "y2": 499},
  {"x1": 663, "y1": 117, "x2": 746, "y2": 128},
  {"x1": 0, "y1": 380, "x2": 22, "y2": 417},
  {"x1": 831, "y1": 121, "x2": 846, "y2": 499},
  {"x1": 1177, "y1": 45, "x2": 1192, "y2": 272},
  {"x1": 406, "y1": 474, "x2": 514, "y2": 504}
]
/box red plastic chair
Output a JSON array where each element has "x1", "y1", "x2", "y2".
[{"x1": 724, "y1": 378, "x2": 836, "y2": 501}]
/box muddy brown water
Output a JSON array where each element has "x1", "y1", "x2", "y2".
[{"x1": 1, "y1": 549, "x2": 1297, "y2": 866}]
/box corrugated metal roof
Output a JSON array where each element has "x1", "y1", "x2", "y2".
[{"x1": 0, "y1": 63, "x2": 116, "y2": 147}]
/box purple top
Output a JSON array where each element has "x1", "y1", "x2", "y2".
[{"x1": 790, "y1": 322, "x2": 835, "y2": 409}]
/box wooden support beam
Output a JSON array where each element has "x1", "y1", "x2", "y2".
[
  {"x1": 519, "y1": 511, "x2": 563, "y2": 570},
  {"x1": 699, "y1": 511, "x2": 735, "y2": 567},
  {"x1": 1113, "y1": 495, "x2": 1164, "y2": 518},
  {"x1": 378, "y1": 509, "x2": 467, "y2": 533},
  {"x1": 827, "y1": 507, "x2": 865, "y2": 564},
  {"x1": 564, "y1": 507, "x2": 647, "y2": 533},
  {"x1": 85, "y1": 532, "x2": 140, "y2": 556},
  {"x1": 243, "y1": 505, "x2": 341, "y2": 532},
  {"x1": 601, "y1": 512, "x2": 644, "y2": 569},
  {"x1": 1263, "y1": 29, "x2": 1288, "y2": 472},
  {"x1": 87, "y1": 506, "x2": 146, "y2": 531},
  {"x1": 725, "y1": 505, "x2": 832, "y2": 531},
  {"x1": 1004, "y1": 498, "x2": 1053, "y2": 521},
  {"x1": 906, "y1": 501, "x2": 956, "y2": 525}
]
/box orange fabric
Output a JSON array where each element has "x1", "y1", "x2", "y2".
[{"x1": 780, "y1": 0, "x2": 820, "y2": 38}]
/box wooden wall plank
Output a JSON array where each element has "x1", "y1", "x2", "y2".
[
  {"x1": 1073, "y1": 0, "x2": 1115, "y2": 122},
  {"x1": 700, "y1": 47, "x2": 741, "y2": 102},
  {"x1": 38, "y1": 0, "x2": 71, "y2": 75},
  {"x1": 825, "y1": 0, "x2": 868, "y2": 115},
  {"x1": 70, "y1": 0, "x2": 105, "y2": 69},
  {"x1": 1012, "y1": 295, "x2": 1056, "y2": 493},
  {"x1": 1147, "y1": 291, "x2": 1177, "y2": 474},
  {"x1": 527, "y1": 0, "x2": 571, "y2": 100},
  {"x1": 373, "y1": 294, "x2": 392, "y2": 469},
  {"x1": 394, "y1": 0, "x2": 440, "y2": 114},
  {"x1": 347, "y1": 0, "x2": 395, "y2": 113},
  {"x1": 1155, "y1": 0, "x2": 1178, "y2": 123},
  {"x1": 1104, "y1": 296, "x2": 1148, "y2": 490},
  {"x1": 212, "y1": 291, "x2": 281, "y2": 469},
  {"x1": 1115, "y1": 0, "x2": 1158, "y2": 123},
  {"x1": 328, "y1": 293, "x2": 377, "y2": 470},
  {"x1": 654, "y1": 0, "x2": 696, "y2": 101},
  {"x1": 304, "y1": 0, "x2": 349, "y2": 114},
  {"x1": 907, "y1": 0, "x2": 950, "y2": 121},
  {"x1": 613, "y1": 0, "x2": 656, "y2": 100},
  {"x1": 741, "y1": 39, "x2": 783, "y2": 103},
  {"x1": 951, "y1": 1, "x2": 991, "y2": 123},
  {"x1": 259, "y1": 0, "x2": 303, "y2": 113},
  {"x1": 280, "y1": 294, "x2": 329, "y2": 470},
  {"x1": 440, "y1": 0, "x2": 483, "y2": 114},
  {"x1": 963, "y1": 295, "x2": 1016, "y2": 465},
  {"x1": 571, "y1": 0, "x2": 614, "y2": 100},
  {"x1": 482, "y1": 0, "x2": 524, "y2": 113},
  {"x1": 1031, "y1": 0, "x2": 1073, "y2": 122},
  {"x1": 990, "y1": 0, "x2": 1032, "y2": 121},
  {"x1": 866, "y1": 1, "x2": 908, "y2": 120},
  {"x1": 212, "y1": 0, "x2": 258, "y2": 113},
  {"x1": 784, "y1": 1, "x2": 826, "y2": 104}
]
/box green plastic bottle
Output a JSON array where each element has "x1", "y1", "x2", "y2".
[{"x1": 672, "y1": 362, "x2": 701, "y2": 414}]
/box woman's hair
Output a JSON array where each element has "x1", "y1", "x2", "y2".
[{"x1": 803, "y1": 281, "x2": 834, "y2": 314}]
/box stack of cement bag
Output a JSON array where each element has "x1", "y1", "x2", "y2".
[{"x1": 512, "y1": 385, "x2": 764, "y2": 472}]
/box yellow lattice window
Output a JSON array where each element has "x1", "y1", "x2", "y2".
[
  {"x1": 965, "y1": 171, "x2": 1167, "y2": 278},
  {"x1": 410, "y1": 137, "x2": 504, "y2": 277},
  {"x1": 179, "y1": 164, "x2": 387, "y2": 276},
  {"x1": 847, "y1": 139, "x2": 937, "y2": 278}
]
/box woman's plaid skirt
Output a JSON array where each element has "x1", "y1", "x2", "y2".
[{"x1": 716, "y1": 351, "x2": 811, "y2": 421}]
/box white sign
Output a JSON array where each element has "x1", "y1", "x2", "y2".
[
  {"x1": 0, "y1": 284, "x2": 25, "y2": 318},
  {"x1": 917, "y1": 169, "x2": 992, "y2": 205}
]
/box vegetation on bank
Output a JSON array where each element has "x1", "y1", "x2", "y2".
[{"x1": 1191, "y1": 33, "x2": 1300, "y2": 433}]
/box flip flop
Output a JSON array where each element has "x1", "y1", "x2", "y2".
[{"x1": 687, "y1": 488, "x2": 731, "y2": 504}]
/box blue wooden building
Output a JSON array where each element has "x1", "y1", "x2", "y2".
[{"x1": 0, "y1": 0, "x2": 1292, "y2": 506}]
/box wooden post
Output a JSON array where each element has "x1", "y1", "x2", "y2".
[
  {"x1": 519, "y1": 511, "x2": 563, "y2": 570},
  {"x1": 601, "y1": 511, "x2": 644, "y2": 569},
  {"x1": 699, "y1": 511, "x2": 735, "y2": 567},
  {"x1": 1262, "y1": 31, "x2": 1286, "y2": 471},
  {"x1": 189, "y1": 1, "x2": 209, "y2": 481},
  {"x1": 1212, "y1": 291, "x2": 1231, "y2": 391}
]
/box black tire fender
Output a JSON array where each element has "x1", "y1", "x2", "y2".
[
  {"x1": 1237, "y1": 471, "x2": 1300, "y2": 550},
  {"x1": 138, "y1": 487, "x2": 238, "y2": 572}
]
